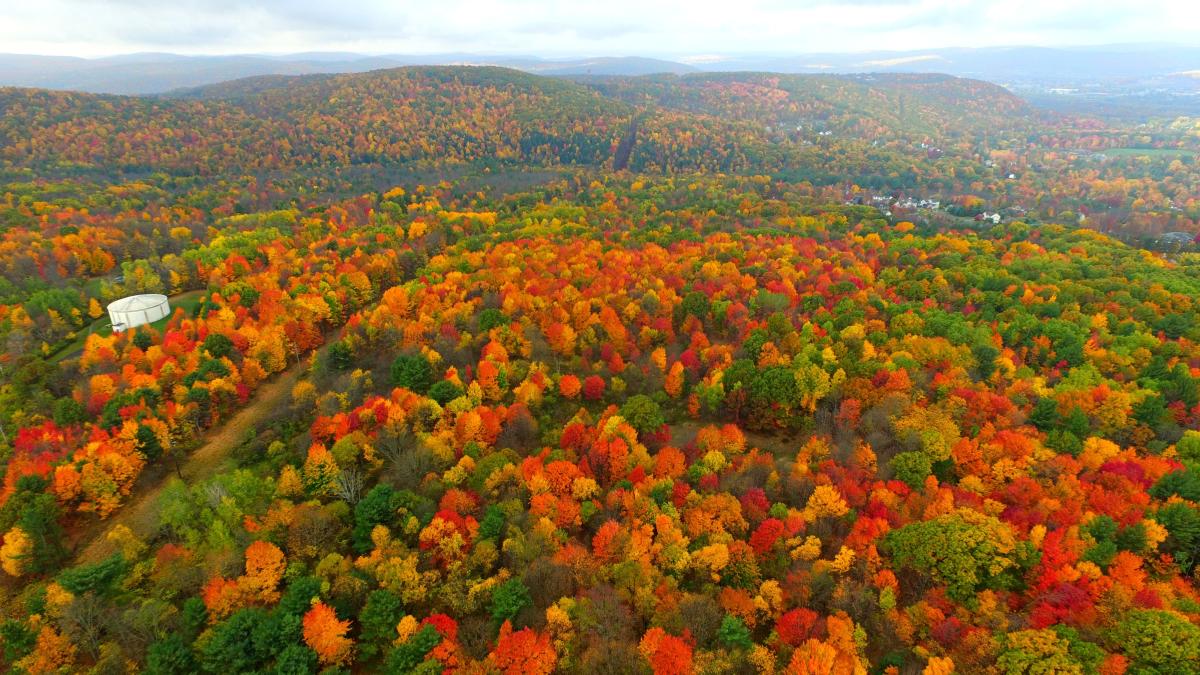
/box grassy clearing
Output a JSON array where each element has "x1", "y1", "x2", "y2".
[{"x1": 49, "y1": 289, "x2": 206, "y2": 363}]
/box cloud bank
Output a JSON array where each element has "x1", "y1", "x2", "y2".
[{"x1": 2, "y1": 0, "x2": 1196, "y2": 58}]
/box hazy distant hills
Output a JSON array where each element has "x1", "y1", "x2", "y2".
[
  {"x1": 706, "y1": 44, "x2": 1200, "y2": 83},
  {"x1": 0, "y1": 52, "x2": 696, "y2": 95},
  {"x1": 1, "y1": 45, "x2": 1198, "y2": 97},
  {"x1": 0, "y1": 52, "x2": 336, "y2": 94}
]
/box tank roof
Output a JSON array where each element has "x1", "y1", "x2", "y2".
[{"x1": 107, "y1": 294, "x2": 170, "y2": 312}]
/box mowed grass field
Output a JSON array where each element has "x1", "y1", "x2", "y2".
[{"x1": 50, "y1": 289, "x2": 207, "y2": 363}]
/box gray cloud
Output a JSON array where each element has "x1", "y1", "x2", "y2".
[{"x1": 1, "y1": 0, "x2": 1195, "y2": 57}]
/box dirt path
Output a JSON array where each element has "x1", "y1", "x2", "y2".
[{"x1": 72, "y1": 357, "x2": 311, "y2": 565}]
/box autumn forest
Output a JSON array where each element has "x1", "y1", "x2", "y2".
[{"x1": 0, "y1": 64, "x2": 1200, "y2": 674}]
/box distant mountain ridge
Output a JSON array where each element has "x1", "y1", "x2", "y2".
[
  {"x1": 0, "y1": 52, "x2": 696, "y2": 95},
  {"x1": 1, "y1": 45, "x2": 1198, "y2": 96},
  {"x1": 698, "y1": 44, "x2": 1200, "y2": 81}
]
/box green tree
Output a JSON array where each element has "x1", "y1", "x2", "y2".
[
  {"x1": 749, "y1": 366, "x2": 801, "y2": 423},
  {"x1": 57, "y1": 554, "x2": 128, "y2": 596},
  {"x1": 1133, "y1": 392, "x2": 1167, "y2": 428},
  {"x1": 1115, "y1": 522, "x2": 1148, "y2": 554},
  {"x1": 359, "y1": 589, "x2": 405, "y2": 647},
  {"x1": 491, "y1": 578, "x2": 532, "y2": 622},
  {"x1": 1110, "y1": 609, "x2": 1200, "y2": 674},
  {"x1": 478, "y1": 308, "x2": 508, "y2": 333},
  {"x1": 1152, "y1": 503, "x2": 1200, "y2": 571},
  {"x1": 1151, "y1": 470, "x2": 1200, "y2": 502},
  {"x1": 200, "y1": 608, "x2": 271, "y2": 673},
  {"x1": 273, "y1": 644, "x2": 318, "y2": 675},
  {"x1": 203, "y1": 333, "x2": 235, "y2": 359},
  {"x1": 0, "y1": 619, "x2": 35, "y2": 664},
  {"x1": 16, "y1": 490, "x2": 69, "y2": 575},
  {"x1": 996, "y1": 629, "x2": 1083, "y2": 675},
  {"x1": 384, "y1": 625, "x2": 441, "y2": 674},
  {"x1": 889, "y1": 451, "x2": 932, "y2": 490},
  {"x1": 146, "y1": 633, "x2": 197, "y2": 675},
  {"x1": 137, "y1": 424, "x2": 164, "y2": 461},
  {"x1": 1043, "y1": 320, "x2": 1084, "y2": 367},
  {"x1": 182, "y1": 597, "x2": 209, "y2": 638},
  {"x1": 391, "y1": 354, "x2": 434, "y2": 394},
  {"x1": 328, "y1": 341, "x2": 354, "y2": 371},
  {"x1": 883, "y1": 510, "x2": 1017, "y2": 602},
  {"x1": 353, "y1": 485, "x2": 400, "y2": 553},
  {"x1": 971, "y1": 342, "x2": 999, "y2": 381},
  {"x1": 1028, "y1": 398, "x2": 1060, "y2": 431},
  {"x1": 25, "y1": 288, "x2": 81, "y2": 320},
  {"x1": 718, "y1": 615, "x2": 752, "y2": 649},
  {"x1": 279, "y1": 577, "x2": 322, "y2": 617},
  {"x1": 1177, "y1": 430, "x2": 1200, "y2": 465},
  {"x1": 427, "y1": 380, "x2": 463, "y2": 406},
  {"x1": 1063, "y1": 406, "x2": 1090, "y2": 439},
  {"x1": 478, "y1": 505, "x2": 505, "y2": 540},
  {"x1": 619, "y1": 395, "x2": 665, "y2": 436},
  {"x1": 750, "y1": 366, "x2": 801, "y2": 406},
  {"x1": 742, "y1": 330, "x2": 769, "y2": 363},
  {"x1": 52, "y1": 398, "x2": 86, "y2": 426},
  {"x1": 678, "y1": 291, "x2": 711, "y2": 324}
]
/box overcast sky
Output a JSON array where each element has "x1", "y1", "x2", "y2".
[{"x1": 1, "y1": 0, "x2": 1196, "y2": 59}]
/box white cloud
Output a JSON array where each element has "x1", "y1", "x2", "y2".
[
  {"x1": 860, "y1": 55, "x2": 945, "y2": 67},
  {"x1": 0, "y1": 0, "x2": 1196, "y2": 57}
]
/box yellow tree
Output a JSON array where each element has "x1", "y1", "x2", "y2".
[{"x1": 0, "y1": 527, "x2": 32, "y2": 576}]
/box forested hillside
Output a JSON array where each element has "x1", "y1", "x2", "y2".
[
  {"x1": 3, "y1": 66, "x2": 1197, "y2": 237},
  {"x1": 1, "y1": 66, "x2": 1200, "y2": 674},
  {"x1": 577, "y1": 72, "x2": 1032, "y2": 138}
]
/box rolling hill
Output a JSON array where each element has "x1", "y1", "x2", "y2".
[
  {"x1": 0, "y1": 65, "x2": 1041, "y2": 178},
  {"x1": 577, "y1": 71, "x2": 1034, "y2": 140}
]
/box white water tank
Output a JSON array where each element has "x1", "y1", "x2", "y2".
[{"x1": 108, "y1": 294, "x2": 170, "y2": 333}]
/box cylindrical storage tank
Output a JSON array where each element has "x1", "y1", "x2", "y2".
[{"x1": 107, "y1": 294, "x2": 171, "y2": 333}]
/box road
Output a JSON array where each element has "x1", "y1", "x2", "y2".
[{"x1": 71, "y1": 353, "x2": 312, "y2": 565}]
